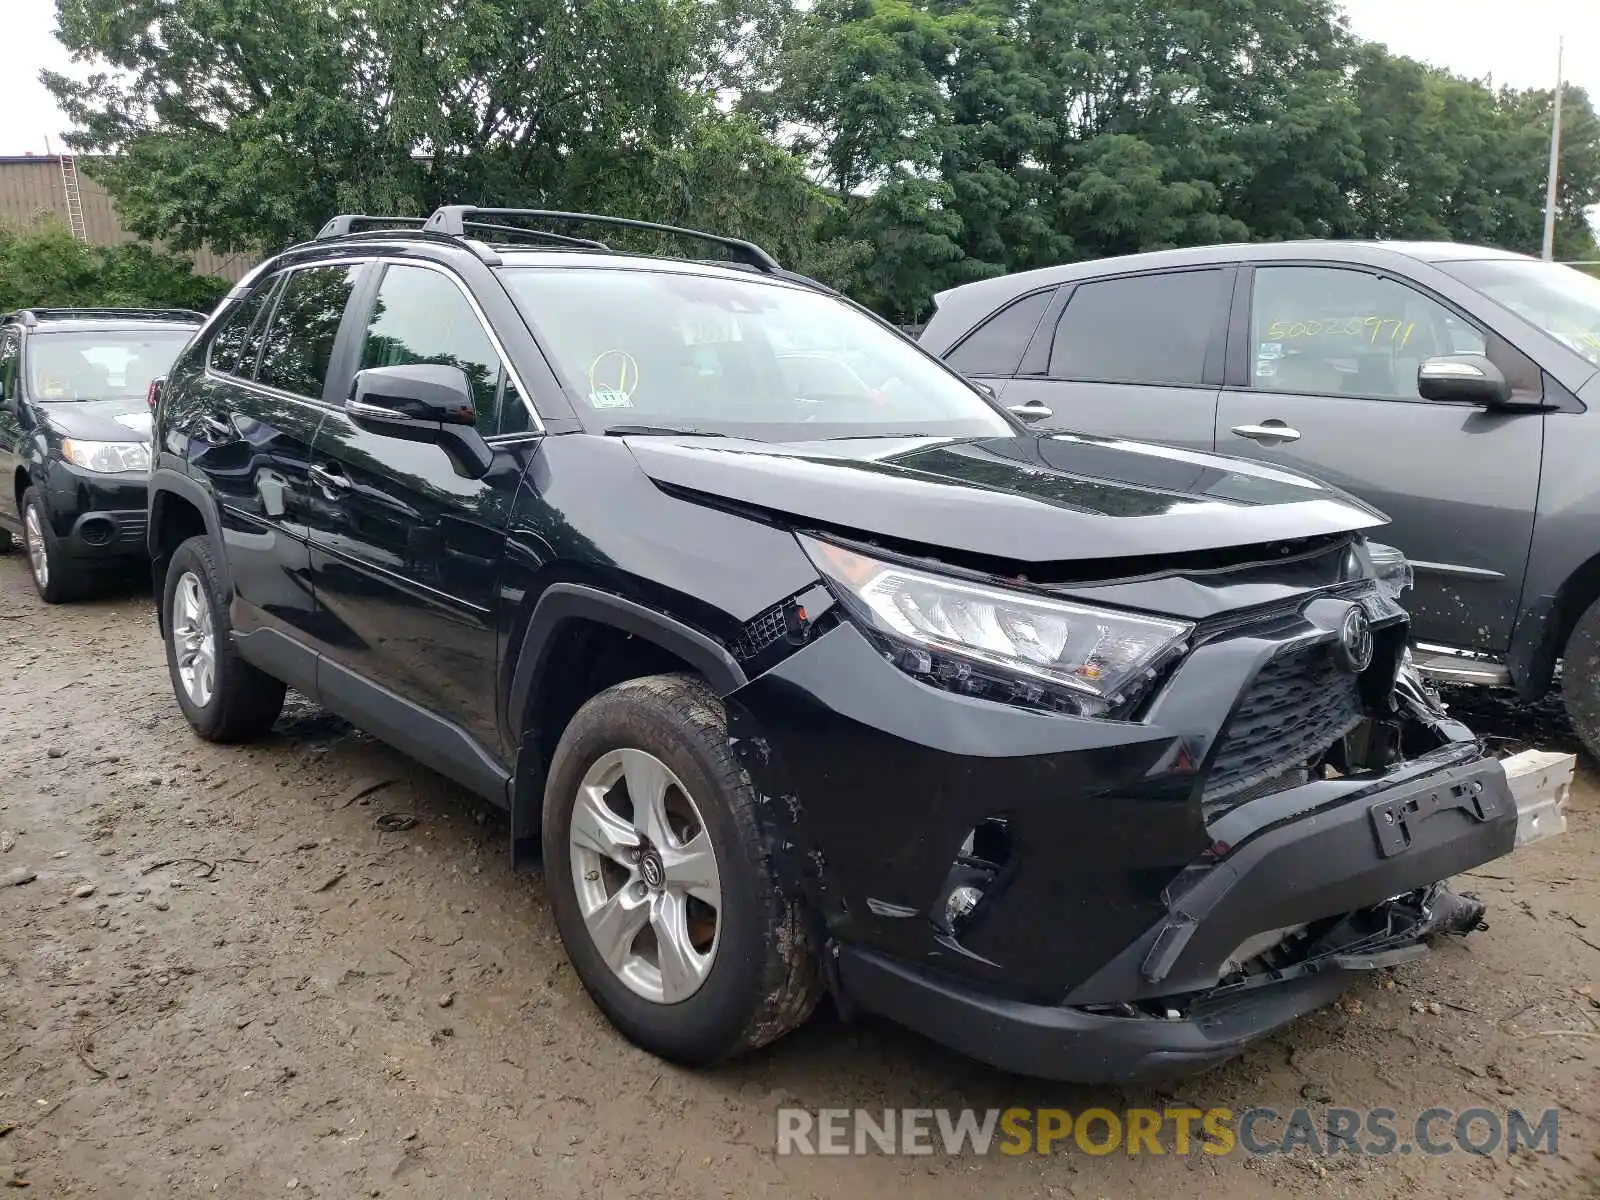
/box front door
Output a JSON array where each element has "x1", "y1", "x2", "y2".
[
  {"x1": 307, "y1": 260, "x2": 532, "y2": 752},
  {"x1": 1214, "y1": 263, "x2": 1543, "y2": 653},
  {"x1": 995, "y1": 267, "x2": 1232, "y2": 453}
]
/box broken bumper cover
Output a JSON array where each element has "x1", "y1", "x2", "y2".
[
  {"x1": 728, "y1": 620, "x2": 1558, "y2": 1083},
  {"x1": 840, "y1": 751, "x2": 1519, "y2": 1084}
]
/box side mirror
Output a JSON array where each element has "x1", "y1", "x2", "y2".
[
  {"x1": 1417, "y1": 355, "x2": 1512, "y2": 408},
  {"x1": 347, "y1": 363, "x2": 493, "y2": 478}
]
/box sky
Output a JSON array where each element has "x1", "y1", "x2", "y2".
[{"x1": 0, "y1": 0, "x2": 1593, "y2": 154}]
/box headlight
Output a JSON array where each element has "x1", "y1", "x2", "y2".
[
  {"x1": 62, "y1": 439, "x2": 150, "y2": 474},
  {"x1": 1367, "y1": 541, "x2": 1413, "y2": 603},
  {"x1": 800, "y1": 534, "x2": 1193, "y2": 716}
]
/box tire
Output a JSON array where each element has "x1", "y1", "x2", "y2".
[
  {"x1": 542, "y1": 673, "x2": 821, "y2": 1066},
  {"x1": 20, "y1": 487, "x2": 85, "y2": 603},
  {"x1": 163, "y1": 534, "x2": 286, "y2": 742},
  {"x1": 0, "y1": 527, "x2": 12, "y2": 553},
  {"x1": 1563, "y1": 595, "x2": 1600, "y2": 761}
]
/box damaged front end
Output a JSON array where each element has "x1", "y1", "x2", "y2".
[{"x1": 723, "y1": 533, "x2": 1562, "y2": 1082}]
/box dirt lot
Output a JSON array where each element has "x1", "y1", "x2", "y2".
[{"x1": 2, "y1": 556, "x2": 1598, "y2": 1198}]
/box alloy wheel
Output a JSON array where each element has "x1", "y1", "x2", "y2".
[
  {"x1": 568, "y1": 747, "x2": 722, "y2": 1004},
  {"x1": 171, "y1": 571, "x2": 217, "y2": 708},
  {"x1": 23, "y1": 505, "x2": 48, "y2": 591}
]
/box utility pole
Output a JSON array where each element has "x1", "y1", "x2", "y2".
[{"x1": 1542, "y1": 36, "x2": 1565, "y2": 261}]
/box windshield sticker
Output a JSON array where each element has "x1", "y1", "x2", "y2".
[
  {"x1": 1265, "y1": 317, "x2": 1417, "y2": 347},
  {"x1": 1257, "y1": 342, "x2": 1284, "y2": 360},
  {"x1": 586, "y1": 350, "x2": 639, "y2": 411}
]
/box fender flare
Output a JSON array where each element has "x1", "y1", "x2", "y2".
[
  {"x1": 503, "y1": 582, "x2": 747, "y2": 864},
  {"x1": 147, "y1": 466, "x2": 224, "y2": 558},
  {"x1": 147, "y1": 467, "x2": 225, "y2": 626}
]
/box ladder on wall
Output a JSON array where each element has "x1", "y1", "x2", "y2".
[{"x1": 59, "y1": 154, "x2": 88, "y2": 243}]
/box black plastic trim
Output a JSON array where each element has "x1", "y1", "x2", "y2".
[
  {"x1": 316, "y1": 656, "x2": 510, "y2": 805},
  {"x1": 233, "y1": 626, "x2": 320, "y2": 700}
]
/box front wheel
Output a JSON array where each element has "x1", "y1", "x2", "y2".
[
  {"x1": 163, "y1": 535, "x2": 286, "y2": 742},
  {"x1": 1563, "y1": 595, "x2": 1600, "y2": 761},
  {"x1": 542, "y1": 673, "x2": 821, "y2": 1066},
  {"x1": 21, "y1": 488, "x2": 84, "y2": 603}
]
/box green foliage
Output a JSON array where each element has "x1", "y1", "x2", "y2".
[
  {"x1": 0, "y1": 221, "x2": 230, "y2": 314},
  {"x1": 43, "y1": 0, "x2": 1600, "y2": 322}
]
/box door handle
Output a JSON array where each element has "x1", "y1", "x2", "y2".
[
  {"x1": 308, "y1": 463, "x2": 352, "y2": 493},
  {"x1": 1231, "y1": 422, "x2": 1302, "y2": 444},
  {"x1": 1008, "y1": 400, "x2": 1054, "y2": 422}
]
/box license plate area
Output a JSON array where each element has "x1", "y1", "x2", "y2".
[{"x1": 1369, "y1": 766, "x2": 1510, "y2": 859}]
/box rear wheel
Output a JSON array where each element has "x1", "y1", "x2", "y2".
[
  {"x1": 542, "y1": 673, "x2": 821, "y2": 1066},
  {"x1": 1563, "y1": 596, "x2": 1600, "y2": 761},
  {"x1": 163, "y1": 535, "x2": 286, "y2": 742},
  {"x1": 21, "y1": 488, "x2": 84, "y2": 603},
  {"x1": 0, "y1": 527, "x2": 12, "y2": 553}
]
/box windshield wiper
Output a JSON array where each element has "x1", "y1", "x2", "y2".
[{"x1": 604, "y1": 424, "x2": 728, "y2": 438}]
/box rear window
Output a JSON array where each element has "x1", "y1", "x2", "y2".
[
  {"x1": 945, "y1": 289, "x2": 1053, "y2": 377},
  {"x1": 254, "y1": 265, "x2": 361, "y2": 399},
  {"x1": 27, "y1": 329, "x2": 196, "y2": 402},
  {"x1": 1048, "y1": 269, "x2": 1225, "y2": 386},
  {"x1": 208, "y1": 278, "x2": 280, "y2": 377}
]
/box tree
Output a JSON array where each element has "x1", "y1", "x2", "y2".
[
  {"x1": 0, "y1": 221, "x2": 230, "y2": 313},
  {"x1": 45, "y1": 0, "x2": 824, "y2": 259}
]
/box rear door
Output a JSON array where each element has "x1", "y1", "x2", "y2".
[
  {"x1": 995, "y1": 267, "x2": 1232, "y2": 452},
  {"x1": 1214, "y1": 263, "x2": 1543, "y2": 653},
  {"x1": 178, "y1": 262, "x2": 366, "y2": 648},
  {"x1": 306, "y1": 259, "x2": 534, "y2": 753}
]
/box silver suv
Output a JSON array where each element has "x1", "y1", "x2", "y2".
[{"x1": 921, "y1": 243, "x2": 1600, "y2": 756}]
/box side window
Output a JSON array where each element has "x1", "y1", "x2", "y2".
[
  {"x1": 358, "y1": 264, "x2": 518, "y2": 437},
  {"x1": 946, "y1": 289, "x2": 1053, "y2": 377},
  {"x1": 1048, "y1": 270, "x2": 1224, "y2": 386},
  {"x1": 255, "y1": 265, "x2": 362, "y2": 400},
  {"x1": 0, "y1": 330, "x2": 19, "y2": 400},
  {"x1": 1248, "y1": 266, "x2": 1488, "y2": 400},
  {"x1": 208, "y1": 276, "x2": 281, "y2": 377}
]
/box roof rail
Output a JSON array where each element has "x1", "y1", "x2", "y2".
[
  {"x1": 423, "y1": 206, "x2": 781, "y2": 272},
  {"x1": 316, "y1": 215, "x2": 429, "y2": 239},
  {"x1": 10, "y1": 307, "x2": 207, "y2": 327},
  {"x1": 457, "y1": 219, "x2": 611, "y2": 251}
]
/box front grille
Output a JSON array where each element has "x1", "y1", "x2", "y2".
[{"x1": 1203, "y1": 642, "x2": 1365, "y2": 814}]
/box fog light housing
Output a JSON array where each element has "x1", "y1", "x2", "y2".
[{"x1": 944, "y1": 886, "x2": 984, "y2": 925}]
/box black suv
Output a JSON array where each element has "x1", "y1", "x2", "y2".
[
  {"x1": 0, "y1": 307, "x2": 205, "y2": 601},
  {"x1": 147, "y1": 208, "x2": 1532, "y2": 1082}
]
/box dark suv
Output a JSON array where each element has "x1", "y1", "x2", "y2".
[
  {"x1": 146, "y1": 209, "x2": 1546, "y2": 1083},
  {"x1": 0, "y1": 307, "x2": 205, "y2": 601}
]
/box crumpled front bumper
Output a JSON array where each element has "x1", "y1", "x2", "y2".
[{"x1": 726, "y1": 616, "x2": 1553, "y2": 1082}]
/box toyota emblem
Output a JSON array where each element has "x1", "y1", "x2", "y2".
[{"x1": 1335, "y1": 605, "x2": 1374, "y2": 674}]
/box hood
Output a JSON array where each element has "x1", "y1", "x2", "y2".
[
  {"x1": 40, "y1": 399, "x2": 154, "y2": 443},
  {"x1": 625, "y1": 432, "x2": 1387, "y2": 564}
]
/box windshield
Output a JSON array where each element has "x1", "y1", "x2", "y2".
[
  {"x1": 27, "y1": 329, "x2": 196, "y2": 402},
  {"x1": 497, "y1": 266, "x2": 1013, "y2": 440},
  {"x1": 1442, "y1": 259, "x2": 1600, "y2": 366}
]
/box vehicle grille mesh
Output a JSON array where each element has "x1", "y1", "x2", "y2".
[
  {"x1": 729, "y1": 605, "x2": 789, "y2": 663},
  {"x1": 1202, "y1": 643, "x2": 1365, "y2": 817}
]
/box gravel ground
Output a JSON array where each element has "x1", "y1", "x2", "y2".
[{"x1": 2, "y1": 557, "x2": 1598, "y2": 1198}]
